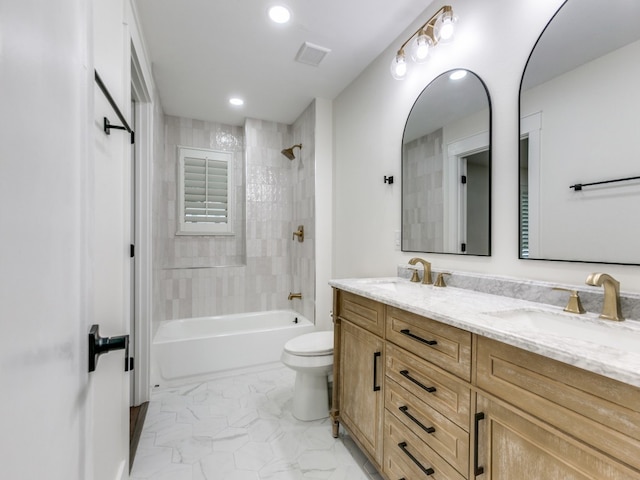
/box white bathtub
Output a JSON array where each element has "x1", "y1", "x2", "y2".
[{"x1": 152, "y1": 310, "x2": 314, "y2": 385}]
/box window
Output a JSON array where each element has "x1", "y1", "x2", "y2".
[{"x1": 177, "y1": 146, "x2": 234, "y2": 235}]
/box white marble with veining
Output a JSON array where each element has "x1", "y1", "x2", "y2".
[
  {"x1": 329, "y1": 277, "x2": 640, "y2": 388},
  {"x1": 131, "y1": 363, "x2": 383, "y2": 480}
]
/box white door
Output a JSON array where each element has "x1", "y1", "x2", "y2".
[
  {"x1": 90, "y1": 0, "x2": 133, "y2": 477},
  {"x1": 90, "y1": 75, "x2": 132, "y2": 479},
  {"x1": 0, "y1": 0, "x2": 129, "y2": 478}
]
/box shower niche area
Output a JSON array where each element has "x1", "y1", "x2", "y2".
[{"x1": 152, "y1": 102, "x2": 317, "y2": 328}]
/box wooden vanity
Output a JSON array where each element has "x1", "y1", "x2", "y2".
[{"x1": 330, "y1": 287, "x2": 640, "y2": 479}]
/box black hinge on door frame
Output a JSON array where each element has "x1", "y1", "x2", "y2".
[
  {"x1": 461, "y1": 175, "x2": 467, "y2": 184},
  {"x1": 129, "y1": 357, "x2": 134, "y2": 371},
  {"x1": 461, "y1": 243, "x2": 467, "y2": 252},
  {"x1": 130, "y1": 244, "x2": 135, "y2": 258}
]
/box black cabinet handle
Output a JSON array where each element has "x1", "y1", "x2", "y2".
[
  {"x1": 474, "y1": 412, "x2": 485, "y2": 476},
  {"x1": 400, "y1": 369, "x2": 437, "y2": 393},
  {"x1": 88, "y1": 324, "x2": 130, "y2": 372},
  {"x1": 373, "y1": 351, "x2": 381, "y2": 391},
  {"x1": 399, "y1": 405, "x2": 435, "y2": 434},
  {"x1": 398, "y1": 442, "x2": 435, "y2": 476},
  {"x1": 400, "y1": 328, "x2": 437, "y2": 346}
]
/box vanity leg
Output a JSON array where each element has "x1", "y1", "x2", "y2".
[{"x1": 330, "y1": 411, "x2": 340, "y2": 438}]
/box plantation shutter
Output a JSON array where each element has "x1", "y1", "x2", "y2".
[
  {"x1": 520, "y1": 186, "x2": 529, "y2": 258},
  {"x1": 184, "y1": 157, "x2": 228, "y2": 224},
  {"x1": 177, "y1": 147, "x2": 234, "y2": 235}
]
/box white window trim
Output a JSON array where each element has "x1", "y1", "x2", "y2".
[{"x1": 176, "y1": 146, "x2": 235, "y2": 236}]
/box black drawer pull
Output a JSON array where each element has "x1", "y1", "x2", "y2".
[
  {"x1": 373, "y1": 351, "x2": 381, "y2": 391},
  {"x1": 474, "y1": 412, "x2": 485, "y2": 476},
  {"x1": 400, "y1": 328, "x2": 437, "y2": 346},
  {"x1": 399, "y1": 405, "x2": 435, "y2": 434},
  {"x1": 398, "y1": 441, "x2": 435, "y2": 476},
  {"x1": 399, "y1": 369, "x2": 437, "y2": 393}
]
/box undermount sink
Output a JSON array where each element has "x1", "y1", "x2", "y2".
[
  {"x1": 488, "y1": 308, "x2": 640, "y2": 353},
  {"x1": 352, "y1": 278, "x2": 403, "y2": 291}
]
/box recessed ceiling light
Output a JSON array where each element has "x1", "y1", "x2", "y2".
[
  {"x1": 268, "y1": 5, "x2": 291, "y2": 24},
  {"x1": 449, "y1": 70, "x2": 468, "y2": 80},
  {"x1": 229, "y1": 97, "x2": 244, "y2": 106}
]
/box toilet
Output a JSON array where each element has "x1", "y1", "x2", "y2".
[{"x1": 281, "y1": 331, "x2": 334, "y2": 421}]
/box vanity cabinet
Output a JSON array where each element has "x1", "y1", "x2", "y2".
[
  {"x1": 332, "y1": 289, "x2": 640, "y2": 480},
  {"x1": 384, "y1": 307, "x2": 472, "y2": 479},
  {"x1": 476, "y1": 336, "x2": 640, "y2": 477},
  {"x1": 333, "y1": 290, "x2": 385, "y2": 466}
]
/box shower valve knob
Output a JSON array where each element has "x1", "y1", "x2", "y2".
[{"x1": 293, "y1": 225, "x2": 304, "y2": 242}]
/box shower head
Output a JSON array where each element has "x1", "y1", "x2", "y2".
[{"x1": 281, "y1": 143, "x2": 302, "y2": 160}]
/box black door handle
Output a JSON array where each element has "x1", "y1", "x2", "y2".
[
  {"x1": 399, "y1": 369, "x2": 437, "y2": 393},
  {"x1": 373, "y1": 351, "x2": 382, "y2": 391},
  {"x1": 474, "y1": 412, "x2": 485, "y2": 476},
  {"x1": 88, "y1": 324, "x2": 130, "y2": 372},
  {"x1": 399, "y1": 405, "x2": 436, "y2": 434},
  {"x1": 400, "y1": 329, "x2": 437, "y2": 346},
  {"x1": 398, "y1": 442, "x2": 435, "y2": 476}
]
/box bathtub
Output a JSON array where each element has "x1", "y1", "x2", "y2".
[{"x1": 152, "y1": 310, "x2": 314, "y2": 385}]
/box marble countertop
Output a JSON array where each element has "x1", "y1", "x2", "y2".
[{"x1": 329, "y1": 277, "x2": 640, "y2": 388}]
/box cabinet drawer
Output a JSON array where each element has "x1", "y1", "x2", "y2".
[
  {"x1": 386, "y1": 378, "x2": 469, "y2": 476},
  {"x1": 477, "y1": 336, "x2": 640, "y2": 470},
  {"x1": 338, "y1": 291, "x2": 385, "y2": 336},
  {"x1": 384, "y1": 411, "x2": 466, "y2": 480},
  {"x1": 386, "y1": 343, "x2": 470, "y2": 430},
  {"x1": 386, "y1": 306, "x2": 471, "y2": 381}
]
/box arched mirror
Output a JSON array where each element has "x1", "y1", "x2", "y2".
[
  {"x1": 402, "y1": 69, "x2": 491, "y2": 255},
  {"x1": 519, "y1": 0, "x2": 640, "y2": 264}
]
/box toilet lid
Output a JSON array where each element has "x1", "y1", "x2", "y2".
[{"x1": 284, "y1": 331, "x2": 334, "y2": 356}]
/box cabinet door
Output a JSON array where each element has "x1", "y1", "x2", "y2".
[
  {"x1": 340, "y1": 321, "x2": 385, "y2": 465},
  {"x1": 475, "y1": 395, "x2": 640, "y2": 480}
]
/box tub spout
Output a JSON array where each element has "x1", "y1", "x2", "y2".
[{"x1": 288, "y1": 292, "x2": 302, "y2": 300}]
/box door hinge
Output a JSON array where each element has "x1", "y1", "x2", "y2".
[
  {"x1": 461, "y1": 175, "x2": 467, "y2": 184},
  {"x1": 129, "y1": 357, "x2": 134, "y2": 371},
  {"x1": 130, "y1": 244, "x2": 135, "y2": 258},
  {"x1": 461, "y1": 243, "x2": 467, "y2": 252}
]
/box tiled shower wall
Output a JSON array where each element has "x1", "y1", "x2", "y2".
[
  {"x1": 290, "y1": 102, "x2": 315, "y2": 322},
  {"x1": 402, "y1": 128, "x2": 444, "y2": 251},
  {"x1": 152, "y1": 103, "x2": 316, "y2": 328}
]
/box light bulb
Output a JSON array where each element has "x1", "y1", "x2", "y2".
[
  {"x1": 268, "y1": 5, "x2": 291, "y2": 24},
  {"x1": 410, "y1": 32, "x2": 432, "y2": 63},
  {"x1": 390, "y1": 52, "x2": 408, "y2": 80},
  {"x1": 449, "y1": 70, "x2": 467, "y2": 80},
  {"x1": 435, "y1": 11, "x2": 457, "y2": 43}
]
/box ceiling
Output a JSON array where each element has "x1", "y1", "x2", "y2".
[{"x1": 133, "y1": 0, "x2": 433, "y2": 126}]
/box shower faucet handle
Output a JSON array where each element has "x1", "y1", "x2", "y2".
[{"x1": 293, "y1": 225, "x2": 304, "y2": 242}]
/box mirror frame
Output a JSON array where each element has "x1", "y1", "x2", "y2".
[
  {"x1": 401, "y1": 69, "x2": 492, "y2": 256},
  {"x1": 518, "y1": 0, "x2": 640, "y2": 266}
]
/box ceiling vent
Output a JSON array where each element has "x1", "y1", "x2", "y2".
[{"x1": 295, "y1": 42, "x2": 331, "y2": 67}]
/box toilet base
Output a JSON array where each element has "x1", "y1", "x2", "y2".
[{"x1": 292, "y1": 372, "x2": 329, "y2": 421}]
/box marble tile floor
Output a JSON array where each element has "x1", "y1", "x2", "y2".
[{"x1": 130, "y1": 363, "x2": 384, "y2": 480}]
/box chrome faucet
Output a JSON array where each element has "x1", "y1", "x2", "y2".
[
  {"x1": 288, "y1": 292, "x2": 302, "y2": 300},
  {"x1": 585, "y1": 273, "x2": 624, "y2": 321},
  {"x1": 408, "y1": 257, "x2": 432, "y2": 285}
]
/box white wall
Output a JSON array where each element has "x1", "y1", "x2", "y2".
[
  {"x1": 521, "y1": 40, "x2": 640, "y2": 262},
  {"x1": 315, "y1": 98, "x2": 334, "y2": 331},
  {"x1": 332, "y1": 0, "x2": 640, "y2": 292}
]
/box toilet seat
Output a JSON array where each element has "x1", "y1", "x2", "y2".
[{"x1": 284, "y1": 331, "x2": 333, "y2": 357}]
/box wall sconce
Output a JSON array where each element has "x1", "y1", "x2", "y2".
[{"x1": 390, "y1": 5, "x2": 457, "y2": 80}]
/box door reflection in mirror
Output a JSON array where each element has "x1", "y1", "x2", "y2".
[{"x1": 402, "y1": 69, "x2": 491, "y2": 255}]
